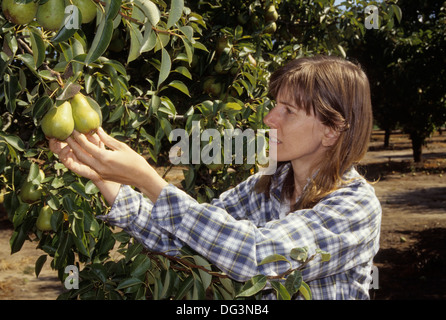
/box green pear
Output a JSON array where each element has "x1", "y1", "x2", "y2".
[
  {"x1": 210, "y1": 82, "x2": 222, "y2": 97},
  {"x1": 36, "y1": 0, "x2": 65, "y2": 31},
  {"x1": 69, "y1": 0, "x2": 97, "y2": 24},
  {"x1": 2, "y1": 0, "x2": 38, "y2": 25},
  {"x1": 20, "y1": 181, "x2": 43, "y2": 203},
  {"x1": 216, "y1": 36, "x2": 231, "y2": 54},
  {"x1": 36, "y1": 205, "x2": 53, "y2": 232},
  {"x1": 264, "y1": 22, "x2": 277, "y2": 34},
  {"x1": 203, "y1": 77, "x2": 215, "y2": 93},
  {"x1": 41, "y1": 101, "x2": 75, "y2": 140},
  {"x1": 70, "y1": 93, "x2": 100, "y2": 134},
  {"x1": 265, "y1": 5, "x2": 279, "y2": 23}
]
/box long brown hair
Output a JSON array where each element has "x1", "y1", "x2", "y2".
[{"x1": 255, "y1": 55, "x2": 373, "y2": 210}]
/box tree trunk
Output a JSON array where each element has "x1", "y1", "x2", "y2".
[
  {"x1": 410, "y1": 134, "x2": 424, "y2": 163},
  {"x1": 384, "y1": 127, "x2": 391, "y2": 148}
]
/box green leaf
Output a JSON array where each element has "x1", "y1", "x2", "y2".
[
  {"x1": 179, "y1": 25, "x2": 193, "y2": 41},
  {"x1": 33, "y1": 95, "x2": 52, "y2": 124},
  {"x1": 35, "y1": 254, "x2": 48, "y2": 278},
  {"x1": 140, "y1": 23, "x2": 157, "y2": 53},
  {"x1": 158, "y1": 48, "x2": 171, "y2": 89},
  {"x1": 392, "y1": 4, "x2": 402, "y2": 23},
  {"x1": 222, "y1": 102, "x2": 243, "y2": 113},
  {"x1": 290, "y1": 246, "x2": 308, "y2": 262},
  {"x1": 316, "y1": 249, "x2": 331, "y2": 262},
  {"x1": 133, "y1": 0, "x2": 160, "y2": 27},
  {"x1": 107, "y1": 104, "x2": 125, "y2": 123},
  {"x1": 127, "y1": 17, "x2": 144, "y2": 63},
  {"x1": 54, "y1": 231, "x2": 72, "y2": 269},
  {"x1": 89, "y1": 263, "x2": 107, "y2": 283},
  {"x1": 85, "y1": 180, "x2": 99, "y2": 194},
  {"x1": 270, "y1": 281, "x2": 291, "y2": 300},
  {"x1": 84, "y1": 18, "x2": 114, "y2": 65},
  {"x1": 175, "y1": 275, "x2": 194, "y2": 300},
  {"x1": 160, "y1": 269, "x2": 177, "y2": 299},
  {"x1": 0, "y1": 133, "x2": 25, "y2": 151},
  {"x1": 298, "y1": 281, "x2": 312, "y2": 300},
  {"x1": 4, "y1": 73, "x2": 20, "y2": 114},
  {"x1": 167, "y1": 80, "x2": 190, "y2": 96},
  {"x1": 12, "y1": 203, "x2": 29, "y2": 228},
  {"x1": 126, "y1": 3, "x2": 144, "y2": 63},
  {"x1": 116, "y1": 277, "x2": 142, "y2": 290},
  {"x1": 190, "y1": 275, "x2": 206, "y2": 300},
  {"x1": 56, "y1": 82, "x2": 81, "y2": 101},
  {"x1": 9, "y1": 221, "x2": 30, "y2": 254},
  {"x1": 258, "y1": 254, "x2": 289, "y2": 266},
  {"x1": 174, "y1": 66, "x2": 192, "y2": 79},
  {"x1": 167, "y1": 0, "x2": 184, "y2": 29},
  {"x1": 193, "y1": 255, "x2": 212, "y2": 290},
  {"x1": 180, "y1": 36, "x2": 193, "y2": 64},
  {"x1": 51, "y1": 4, "x2": 83, "y2": 43},
  {"x1": 104, "y1": 0, "x2": 121, "y2": 21},
  {"x1": 130, "y1": 254, "x2": 151, "y2": 278},
  {"x1": 236, "y1": 274, "x2": 267, "y2": 298},
  {"x1": 284, "y1": 270, "x2": 302, "y2": 295},
  {"x1": 125, "y1": 242, "x2": 144, "y2": 262},
  {"x1": 27, "y1": 26, "x2": 45, "y2": 68}
]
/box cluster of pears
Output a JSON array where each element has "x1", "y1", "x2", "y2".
[
  {"x1": 1, "y1": 0, "x2": 97, "y2": 31},
  {"x1": 264, "y1": 5, "x2": 279, "y2": 34},
  {"x1": 236, "y1": 4, "x2": 278, "y2": 34},
  {"x1": 42, "y1": 92, "x2": 101, "y2": 140},
  {"x1": 18, "y1": 169, "x2": 53, "y2": 231}
]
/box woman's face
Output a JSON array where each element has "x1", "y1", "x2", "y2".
[{"x1": 263, "y1": 90, "x2": 329, "y2": 171}]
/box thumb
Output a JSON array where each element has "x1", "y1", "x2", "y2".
[{"x1": 96, "y1": 127, "x2": 126, "y2": 151}]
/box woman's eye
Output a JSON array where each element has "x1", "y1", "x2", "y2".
[{"x1": 285, "y1": 107, "x2": 295, "y2": 114}]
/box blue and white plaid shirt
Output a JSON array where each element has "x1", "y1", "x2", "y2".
[{"x1": 98, "y1": 163, "x2": 381, "y2": 300}]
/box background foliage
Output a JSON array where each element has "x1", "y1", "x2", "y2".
[{"x1": 2, "y1": 0, "x2": 441, "y2": 300}]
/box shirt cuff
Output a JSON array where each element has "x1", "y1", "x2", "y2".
[
  {"x1": 149, "y1": 184, "x2": 195, "y2": 234},
  {"x1": 97, "y1": 184, "x2": 153, "y2": 228}
]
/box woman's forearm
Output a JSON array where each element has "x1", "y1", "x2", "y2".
[
  {"x1": 92, "y1": 179, "x2": 122, "y2": 206},
  {"x1": 132, "y1": 164, "x2": 169, "y2": 203}
]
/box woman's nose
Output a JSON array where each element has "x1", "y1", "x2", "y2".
[{"x1": 263, "y1": 107, "x2": 278, "y2": 128}]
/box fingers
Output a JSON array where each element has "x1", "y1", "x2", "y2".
[
  {"x1": 48, "y1": 138, "x2": 66, "y2": 155},
  {"x1": 96, "y1": 127, "x2": 126, "y2": 151},
  {"x1": 65, "y1": 135, "x2": 98, "y2": 169},
  {"x1": 85, "y1": 131, "x2": 104, "y2": 149},
  {"x1": 70, "y1": 130, "x2": 104, "y2": 158}
]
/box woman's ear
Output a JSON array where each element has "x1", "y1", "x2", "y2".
[{"x1": 322, "y1": 126, "x2": 340, "y2": 147}]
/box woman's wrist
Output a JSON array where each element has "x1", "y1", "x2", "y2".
[
  {"x1": 92, "y1": 178, "x2": 122, "y2": 206},
  {"x1": 134, "y1": 165, "x2": 169, "y2": 203}
]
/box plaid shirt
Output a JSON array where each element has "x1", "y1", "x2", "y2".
[{"x1": 99, "y1": 163, "x2": 381, "y2": 300}]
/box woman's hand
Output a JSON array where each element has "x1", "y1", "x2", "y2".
[
  {"x1": 50, "y1": 128, "x2": 167, "y2": 203},
  {"x1": 49, "y1": 131, "x2": 121, "y2": 205},
  {"x1": 48, "y1": 133, "x2": 103, "y2": 182}
]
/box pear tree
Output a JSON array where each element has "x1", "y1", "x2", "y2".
[{"x1": 0, "y1": 0, "x2": 399, "y2": 300}]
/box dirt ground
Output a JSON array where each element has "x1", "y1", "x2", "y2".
[{"x1": 0, "y1": 130, "x2": 445, "y2": 300}]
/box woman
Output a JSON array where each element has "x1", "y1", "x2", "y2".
[{"x1": 49, "y1": 55, "x2": 381, "y2": 300}]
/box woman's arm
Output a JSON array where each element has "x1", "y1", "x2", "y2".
[
  {"x1": 110, "y1": 177, "x2": 381, "y2": 283},
  {"x1": 49, "y1": 128, "x2": 168, "y2": 204}
]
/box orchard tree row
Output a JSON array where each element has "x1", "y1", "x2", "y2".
[
  {"x1": 348, "y1": 0, "x2": 446, "y2": 162},
  {"x1": 1, "y1": 0, "x2": 403, "y2": 300}
]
